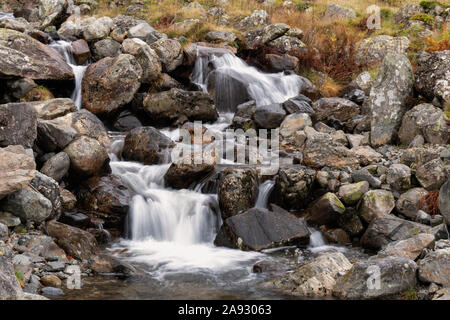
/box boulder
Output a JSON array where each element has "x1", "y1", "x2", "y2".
[
  {"x1": 355, "y1": 35, "x2": 410, "y2": 65},
  {"x1": 415, "y1": 159, "x2": 448, "y2": 191},
  {"x1": 396, "y1": 188, "x2": 429, "y2": 220},
  {"x1": 346, "y1": 71, "x2": 373, "y2": 95},
  {"x1": 398, "y1": 104, "x2": 448, "y2": 146},
  {"x1": 63, "y1": 136, "x2": 110, "y2": 178},
  {"x1": 113, "y1": 110, "x2": 142, "y2": 132},
  {"x1": 439, "y1": 180, "x2": 450, "y2": 226},
  {"x1": 377, "y1": 233, "x2": 435, "y2": 260},
  {"x1": 312, "y1": 97, "x2": 360, "y2": 125},
  {"x1": 305, "y1": 192, "x2": 346, "y2": 225},
  {"x1": 386, "y1": 164, "x2": 411, "y2": 192},
  {"x1": 359, "y1": 190, "x2": 395, "y2": 224},
  {"x1": 323, "y1": 4, "x2": 356, "y2": 20},
  {"x1": 0, "y1": 102, "x2": 37, "y2": 148},
  {"x1": 333, "y1": 256, "x2": 417, "y2": 299},
  {"x1": 253, "y1": 103, "x2": 286, "y2": 129},
  {"x1": 143, "y1": 88, "x2": 218, "y2": 125},
  {"x1": 418, "y1": 248, "x2": 450, "y2": 286},
  {"x1": 218, "y1": 168, "x2": 259, "y2": 219},
  {"x1": 338, "y1": 181, "x2": 369, "y2": 206},
  {"x1": 205, "y1": 30, "x2": 237, "y2": 44},
  {"x1": 214, "y1": 205, "x2": 310, "y2": 251},
  {"x1": 40, "y1": 152, "x2": 70, "y2": 182},
  {"x1": 31, "y1": 99, "x2": 76, "y2": 120},
  {"x1": 361, "y1": 215, "x2": 432, "y2": 251},
  {"x1": 0, "y1": 256, "x2": 23, "y2": 299},
  {"x1": 394, "y1": 4, "x2": 424, "y2": 24},
  {"x1": 46, "y1": 220, "x2": 98, "y2": 260},
  {"x1": 0, "y1": 145, "x2": 36, "y2": 199},
  {"x1": 237, "y1": 10, "x2": 270, "y2": 29},
  {"x1": 400, "y1": 147, "x2": 440, "y2": 168},
  {"x1": 279, "y1": 113, "x2": 311, "y2": 137},
  {"x1": 266, "y1": 53, "x2": 299, "y2": 72},
  {"x1": 149, "y1": 38, "x2": 183, "y2": 72},
  {"x1": 243, "y1": 23, "x2": 290, "y2": 50},
  {"x1": 82, "y1": 16, "x2": 114, "y2": 41},
  {"x1": 82, "y1": 54, "x2": 142, "y2": 115},
  {"x1": 282, "y1": 94, "x2": 313, "y2": 115},
  {"x1": 164, "y1": 163, "x2": 215, "y2": 190},
  {"x1": 39, "y1": 0, "x2": 71, "y2": 29},
  {"x1": 268, "y1": 35, "x2": 306, "y2": 53},
  {"x1": 0, "y1": 222, "x2": 7, "y2": 241},
  {"x1": 0, "y1": 29, "x2": 73, "y2": 80},
  {"x1": 92, "y1": 39, "x2": 121, "y2": 61},
  {"x1": 30, "y1": 172, "x2": 62, "y2": 220},
  {"x1": 71, "y1": 39, "x2": 90, "y2": 65},
  {"x1": 121, "y1": 38, "x2": 161, "y2": 83},
  {"x1": 36, "y1": 118, "x2": 79, "y2": 152},
  {"x1": 369, "y1": 53, "x2": 413, "y2": 146},
  {"x1": 122, "y1": 127, "x2": 174, "y2": 165},
  {"x1": 127, "y1": 22, "x2": 157, "y2": 39}
]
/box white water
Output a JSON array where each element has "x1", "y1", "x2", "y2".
[
  {"x1": 49, "y1": 40, "x2": 88, "y2": 109},
  {"x1": 308, "y1": 229, "x2": 347, "y2": 254},
  {"x1": 254, "y1": 180, "x2": 275, "y2": 209},
  {"x1": 0, "y1": 12, "x2": 14, "y2": 19}
]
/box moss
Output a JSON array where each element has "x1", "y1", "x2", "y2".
[
  {"x1": 420, "y1": 0, "x2": 449, "y2": 12},
  {"x1": 15, "y1": 270, "x2": 24, "y2": 287},
  {"x1": 400, "y1": 288, "x2": 418, "y2": 300},
  {"x1": 410, "y1": 13, "x2": 436, "y2": 25}
]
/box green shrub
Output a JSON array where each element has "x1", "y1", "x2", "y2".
[{"x1": 410, "y1": 13, "x2": 436, "y2": 25}]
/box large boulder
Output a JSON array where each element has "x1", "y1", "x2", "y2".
[
  {"x1": 414, "y1": 50, "x2": 450, "y2": 104},
  {"x1": 355, "y1": 35, "x2": 410, "y2": 65},
  {"x1": 358, "y1": 190, "x2": 395, "y2": 224},
  {"x1": 267, "y1": 252, "x2": 352, "y2": 297},
  {"x1": 333, "y1": 256, "x2": 417, "y2": 299},
  {"x1": 0, "y1": 256, "x2": 23, "y2": 300},
  {"x1": 218, "y1": 168, "x2": 259, "y2": 219},
  {"x1": 46, "y1": 220, "x2": 98, "y2": 260},
  {"x1": 324, "y1": 4, "x2": 356, "y2": 20},
  {"x1": 0, "y1": 145, "x2": 36, "y2": 199},
  {"x1": 82, "y1": 54, "x2": 142, "y2": 115},
  {"x1": 369, "y1": 53, "x2": 414, "y2": 146},
  {"x1": 279, "y1": 113, "x2": 311, "y2": 138},
  {"x1": 439, "y1": 180, "x2": 450, "y2": 226},
  {"x1": 164, "y1": 163, "x2": 215, "y2": 190},
  {"x1": 253, "y1": 103, "x2": 286, "y2": 129},
  {"x1": 0, "y1": 29, "x2": 73, "y2": 80},
  {"x1": 149, "y1": 38, "x2": 183, "y2": 72},
  {"x1": 361, "y1": 215, "x2": 432, "y2": 251},
  {"x1": 143, "y1": 88, "x2": 218, "y2": 125},
  {"x1": 305, "y1": 192, "x2": 345, "y2": 226},
  {"x1": 415, "y1": 159, "x2": 448, "y2": 191},
  {"x1": 40, "y1": 152, "x2": 70, "y2": 182},
  {"x1": 39, "y1": 0, "x2": 71, "y2": 29},
  {"x1": 237, "y1": 10, "x2": 270, "y2": 30},
  {"x1": 63, "y1": 136, "x2": 109, "y2": 178},
  {"x1": 30, "y1": 172, "x2": 62, "y2": 221},
  {"x1": 282, "y1": 94, "x2": 314, "y2": 115},
  {"x1": 398, "y1": 104, "x2": 448, "y2": 146},
  {"x1": 243, "y1": 23, "x2": 290, "y2": 50},
  {"x1": 396, "y1": 188, "x2": 429, "y2": 220},
  {"x1": 337, "y1": 181, "x2": 369, "y2": 206},
  {"x1": 121, "y1": 127, "x2": 174, "y2": 165},
  {"x1": 31, "y1": 99, "x2": 76, "y2": 120},
  {"x1": 36, "y1": 118, "x2": 78, "y2": 152},
  {"x1": 271, "y1": 166, "x2": 315, "y2": 210},
  {"x1": 214, "y1": 205, "x2": 310, "y2": 251},
  {"x1": 82, "y1": 16, "x2": 114, "y2": 41},
  {"x1": 0, "y1": 102, "x2": 37, "y2": 148},
  {"x1": 312, "y1": 98, "x2": 360, "y2": 125},
  {"x1": 377, "y1": 233, "x2": 435, "y2": 260},
  {"x1": 386, "y1": 164, "x2": 411, "y2": 192},
  {"x1": 92, "y1": 39, "x2": 121, "y2": 61},
  {"x1": 121, "y1": 38, "x2": 161, "y2": 83},
  {"x1": 418, "y1": 248, "x2": 450, "y2": 286}
]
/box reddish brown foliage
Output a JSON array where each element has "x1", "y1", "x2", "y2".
[{"x1": 417, "y1": 190, "x2": 441, "y2": 217}]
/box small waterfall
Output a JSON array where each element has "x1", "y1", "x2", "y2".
[
  {"x1": 49, "y1": 40, "x2": 88, "y2": 109},
  {"x1": 0, "y1": 12, "x2": 14, "y2": 19},
  {"x1": 254, "y1": 180, "x2": 275, "y2": 209},
  {"x1": 192, "y1": 46, "x2": 308, "y2": 112},
  {"x1": 308, "y1": 228, "x2": 347, "y2": 253}
]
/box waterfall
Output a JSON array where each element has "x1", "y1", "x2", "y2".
[
  {"x1": 254, "y1": 180, "x2": 275, "y2": 209},
  {"x1": 49, "y1": 40, "x2": 88, "y2": 110},
  {"x1": 192, "y1": 45, "x2": 309, "y2": 112}
]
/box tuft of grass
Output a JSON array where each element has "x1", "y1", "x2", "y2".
[{"x1": 410, "y1": 13, "x2": 436, "y2": 25}]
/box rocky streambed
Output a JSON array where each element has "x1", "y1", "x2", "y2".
[{"x1": 0, "y1": 0, "x2": 450, "y2": 301}]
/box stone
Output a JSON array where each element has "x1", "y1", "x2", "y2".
[
  {"x1": 268, "y1": 35, "x2": 306, "y2": 53},
  {"x1": 338, "y1": 210, "x2": 364, "y2": 237},
  {"x1": 333, "y1": 256, "x2": 417, "y2": 299},
  {"x1": 279, "y1": 113, "x2": 311, "y2": 137},
  {"x1": 396, "y1": 188, "x2": 429, "y2": 220},
  {"x1": 121, "y1": 38, "x2": 161, "y2": 83},
  {"x1": 82, "y1": 54, "x2": 142, "y2": 115},
  {"x1": 214, "y1": 205, "x2": 310, "y2": 251},
  {"x1": 243, "y1": 23, "x2": 290, "y2": 50},
  {"x1": 0, "y1": 102, "x2": 37, "y2": 148},
  {"x1": 305, "y1": 192, "x2": 345, "y2": 226},
  {"x1": 398, "y1": 104, "x2": 448, "y2": 146},
  {"x1": 416, "y1": 159, "x2": 448, "y2": 191},
  {"x1": 71, "y1": 39, "x2": 90, "y2": 65},
  {"x1": 31, "y1": 99, "x2": 76, "y2": 120},
  {"x1": 418, "y1": 248, "x2": 450, "y2": 286},
  {"x1": 164, "y1": 163, "x2": 215, "y2": 190},
  {"x1": 312, "y1": 97, "x2": 360, "y2": 125},
  {"x1": 36, "y1": 118, "x2": 79, "y2": 152},
  {"x1": 355, "y1": 35, "x2": 410, "y2": 65},
  {"x1": 46, "y1": 220, "x2": 97, "y2": 260},
  {"x1": 359, "y1": 190, "x2": 395, "y2": 224},
  {"x1": 40, "y1": 152, "x2": 70, "y2": 182},
  {"x1": 361, "y1": 215, "x2": 432, "y2": 251},
  {"x1": 205, "y1": 31, "x2": 237, "y2": 44},
  {"x1": 218, "y1": 168, "x2": 259, "y2": 219},
  {"x1": 238, "y1": 10, "x2": 270, "y2": 29},
  {"x1": 0, "y1": 145, "x2": 36, "y2": 199},
  {"x1": 377, "y1": 233, "x2": 435, "y2": 260},
  {"x1": 346, "y1": 71, "x2": 373, "y2": 95},
  {"x1": 323, "y1": 4, "x2": 356, "y2": 20},
  {"x1": 122, "y1": 127, "x2": 174, "y2": 165},
  {"x1": 30, "y1": 172, "x2": 62, "y2": 220},
  {"x1": 386, "y1": 164, "x2": 411, "y2": 191},
  {"x1": 253, "y1": 103, "x2": 286, "y2": 129},
  {"x1": 0, "y1": 256, "x2": 23, "y2": 299},
  {"x1": 394, "y1": 4, "x2": 424, "y2": 24},
  {"x1": 400, "y1": 147, "x2": 440, "y2": 168},
  {"x1": 92, "y1": 39, "x2": 121, "y2": 61},
  {"x1": 113, "y1": 110, "x2": 142, "y2": 132},
  {"x1": 338, "y1": 181, "x2": 369, "y2": 206},
  {"x1": 369, "y1": 53, "x2": 414, "y2": 146},
  {"x1": 150, "y1": 38, "x2": 183, "y2": 72},
  {"x1": 40, "y1": 287, "x2": 65, "y2": 297},
  {"x1": 39, "y1": 0, "x2": 71, "y2": 29},
  {"x1": 6, "y1": 78, "x2": 36, "y2": 99},
  {"x1": 63, "y1": 136, "x2": 109, "y2": 178},
  {"x1": 40, "y1": 274, "x2": 61, "y2": 288},
  {"x1": 0, "y1": 222, "x2": 7, "y2": 241},
  {"x1": 128, "y1": 22, "x2": 157, "y2": 39},
  {"x1": 266, "y1": 53, "x2": 299, "y2": 72},
  {"x1": 0, "y1": 212, "x2": 21, "y2": 227},
  {"x1": 82, "y1": 16, "x2": 114, "y2": 41},
  {"x1": 282, "y1": 94, "x2": 313, "y2": 115},
  {"x1": 0, "y1": 29, "x2": 73, "y2": 80},
  {"x1": 350, "y1": 146, "x2": 382, "y2": 166},
  {"x1": 439, "y1": 180, "x2": 450, "y2": 226}
]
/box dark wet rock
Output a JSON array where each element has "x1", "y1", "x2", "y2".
[
  {"x1": 88, "y1": 253, "x2": 136, "y2": 276},
  {"x1": 0, "y1": 102, "x2": 37, "y2": 148},
  {"x1": 253, "y1": 103, "x2": 286, "y2": 129},
  {"x1": 338, "y1": 210, "x2": 364, "y2": 237},
  {"x1": 343, "y1": 89, "x2": 365, "y2": 105},
  {"x1": 253, "y1": 260, "x2": 288, "y2": 275},
  {"x1": 113, "y1": 110, "x2": 142, "y2": 132},
  {"x1": 218, "y1": 168, "x2": 259, "y2": 219},
  {"x1": 36, "y1": 118, "x2": 79, "y2": 152},
  {"x1": 60, "y1": 211, "x2": 90, "y2": 228},
  {"x1": 40, "y1": 152, "x2": 70, "y2": 182},
  {"x1": 214, "y1": 205, "x2": 310, "y2": 251},
  {"x1": 305, "y1": 192, "x2": 345, "y2": 226},
  {"x1": 282, "y1": 94, "x2": 313, "y2": 115},
  {"x1": 122, "y1": 126, "x2": 174, "y2": 165},
  {"x1": 82, "y1": 54, "x2": 142, "y2": 115},
  {"x1": 164, "y1": 163, "x2": 215, "y2": 190}
]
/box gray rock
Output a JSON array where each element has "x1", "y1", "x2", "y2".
[
  {"x1": 323, "y1": 4, "x2": 356, "y2": 20},
  {"x1": 253, "y1": 103, "x2": 286, "y2": 129},
  {"x1": 0, "y1": 256, "x2": 23, "y2": 299},
  {"x1": 30, "y1": 172, "x2": 62, "y2": 220},
  {"x1": 82, "y1": 16, "x2": 113, "y2": 41},
  {"x1": 355, "y1": 35, "x2": 410, "y2": 65},
  {"x1": 279, "y1": 113, "x2": 311, "y2": 137},
  {"x1": 282, "y1": 94, "x2": 313, "y2": 115},
  {"x1": 0, "y1": 212, "x2": 21, "y2": 227},
  {"x1": 377, "y1": 233, "x2": 435, "y2": 260},
  {"x1": 305, "y1": 192, "x2": 345, "y2": 226},
  {"x1": 0, "y1": 102, "x2": 38, "y2": 149},
  {"x1": 352, "y1": 166, "x2": 382, "y2": 188},
  {"x1": 394, "y1": 4, "x2": 424, "y2": 24},
  {"x1": 40, "y1": 286, "x2": 65, "y2": 297},
  {"x1": 31, "y1": 99, "x2": 76, "y2": 120},
  {"x1": 92, "y1": 39, "x2": 121, "y2": 60},
  {"x1": 238, "y1": 10, "x2": 270, "y2": 29},
  {"x1": 40, "y1": 152, "x2": 70, "y2": 182},
  {"x1": 386, "y1": 164, "x2": 411, "y2": 191},
  {"x1": 150, "y1": 38, "x2": 183, "y2": 72},
  {"x1": 396, "y1": 188, "x2": 429, "y2": 220},
  {"x1": 359, "y1": 190, "x2": 395, "y2": 224},
  {"x1": 439, "y1": 180, "x2": 450, "y2": 226},
  {"x1": 416, "y1": 158, "x2": 448, "y2": 191},
  {"x1": 121, "y1": 38, "x2": 161, "y2": 83},
  {"x1": 312, "y1": 97, "x2": 360, "y2": 125},
  {"x1": 0, "y1": 222, "x2": 8, "y2": 241},
  {"x1": 39, "y1": 0, "x2": 71, "y2": 29},
  {"x1": 205, "y1": 30, "x2": 237, "y2": 43},
  {"x1": 338, "y1": 181, "x2": 369, "y2": 206},
  {"x1": 418, "y1": 248, "x2": 450, "y2": 286},
  {"x1": 36, "y1": 118, "x2": 79, "y2": 152}
]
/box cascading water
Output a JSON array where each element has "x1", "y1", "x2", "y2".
[
  {"x1": 254, "y1": 180, "x2": 275, "y2": 209},
  {"x1": 49, "y1": 40, "x2": 88, "y2": 109}
]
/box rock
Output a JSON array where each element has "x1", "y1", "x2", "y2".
[
  {"x1": 333, "y1": 256, "x2": 417, "y2": 299},
  {"x1": 40, "y1": 274, "x2": 61, "y2": 288},
  {"x1": 346, "y1": 71, "x2": 373, "y2": 95},
  {"x1": 439, "y1": 180, "x2": 450, "y2": 226},
  {"x1": 433, "y1": 288, "x2": 450, "y2": 300},
  {"x1": 377, "y1": 233, "x2": 435, "y2": 260},
  {"x1": 268, "y1": 252, "x2": 352, "y2": 297},
  {"x1": 355, "y1": 35, "x2": 410, "y2": 65},
  {"x1": 0, "y1": 145, "x2": 36, "y2": 199},
  {"x1": 338, "y1": 210, "x2": 364, "y2": 237},
  {"x1": 400, "y1": 147, "x2": 440, "y2": 168},
  {"x1": 71, "y1": 39, "x2": 90, "y2": 65},
  {"x1": 40, "y1": 152, "x2": 70, "y2": 182},
  {"x1": 205, "y1": 31, "x2": 237, "y2": 44},
  {"x1": 82, "y1": 16, "x2": 114, "y2": 41},
  {"x1": 323, "y1": 4, "x2": 356, "y2": 20},
  {"x1": 121, "y1": 38, "x2": 161, "y2": 83},
  {"x1": 36, "y1": 118, "x2": 79, "y2": 152},
  {"x1": 238, "y1": 10, "x2": 270, "y2": 29},
  {"x1": 143, "y1": 88, "x2": 218, "y2": 125},
  {"x1": 282, "y1": 94, "x2": 313, "y2": 115},
  {"x1": 352, "y1": 166, "x2": 381, "y2": 188},
  {"x1": 344, "y1": 89, "x2": 365, "y2": 105},
  {"x1": 361, "y1": 215, "x2": 432, "y2": 251},
  {"x1": 88, "y1": 253, "x2": 136, "y2": 276},
  {"x1": 418, "y1": 248, "x2": 450, "y2": 286},
  {"x1": 414, "y1": 50, "x2": 450, "y2": 104},
  {"x1": 0, "y1": 212, "x2": 21, "y2": 227},
  {"x1": 266, "y1": 53, "x2": 299, "y2": 72},
  {"x1": 394, "y1": 4, "x2": 424, "y2": 24},
  {"x1": 0, "y1": 29, "x2": 73, "y2": 80},
  {"x1": 0, "y1": 256, "x2": 23, "y2": 299},
  {"x1": 312, "y1": 98, "x2": 360, "y2": 125},
  {"x1": 0, "y1": 222, "x2": 7, "y2": 241},
  {"x1": 398, "y1": 104, "x2": 448, "y2": 145},
  {"x1": 416, "y1": 159, "x2": 448, "y2": 191},
  {"x1": 82, "y1": 54, "x2": 142, "y2": 115},
  {"x1": 268, "y1": 35, "x2": 306, "y2": 53},
  {"x1": 214, "y1": 205, "x2": 310, "y2": 251},
  {"x1": 0, "y1": 16, "x2": 32, "y2": 33},
  {"x1": 60, "y1": 187, "x2": 76, "y2": 211},
  {"x1": 63, "y1": 136, "x2": 109, "y2": 178},
  {"x1": 218, "y1": 168, "x2": 259, "y2": 219},
  {"x1": 92, "y1": 39, "x2": 121, "y2": 60},
  {"x1": 346, "y1": 134, "x2": 365, "y2": 148},
  {"x1": 396, "y1": 188, "x2": 429, "y2": 220},
  {"x1": 1, "y1": 187, "x2": 52, "y2": 224},
  {"x1": 6, "y1": 78, "x2": 36, "y2": 99},
  {"x1": 149, "y1": 38, "x2": 183, "y2": 72},
  {"x1": 359, "y1": 190, "x2": 395, "y2": 224},
  {"x1": 128, "y1": 22, "x2": 157, "y2": 39},
  {"x1": 121, "y1": 127, "x2": 174, "y2": 165},
  {"x1": 338, "y1": 181, "x2": 369, "y2": 206},
  {"x1": 0, "y1": 102, "x2": 37, "y2": 148},
  {"x1": 386, "y1": 164, "x2": 411, "y2": 191},
  {"x1": 46, "y1": 220, "x2": 97, "y2": 260},
  {"x1": 279, "y1": 113, "x2": 311, "y2": 137},
  {"x1": 253, "y1": 103, "x2": 286, "y2": 129},
  {"x1": 30, "y1": 172, "x2": 62, "y2": 220},
  {"x1": 243, "y1": 23, "x2": 290, "y2": 50},
  {"x1": 39, "y1": 0, "x2": 71, "y2": 29},
  {"x1": 350, "y1": 146, "x2": 382, "y2": 166},
  {"x1": 271, "y1": 166, "x2": 315, "y2": 210},
  {"x1": 40, "y1": 286, "x2": 65, "y2": 297},
  {"x1": 164, "y1": 163, "x2": 214, "y2": 190},
  {"x1": 113, "y1": 110, "x2": 142, "y2": 132},
  {"x1": 369, "y1": 53, "x2": 414, "y2": 146},
  {"x1": 305, "y1": 192, "x2": 345, "y2": 226},
  {"x1": 32, "y1": 99, "x2": 76, "y2": 120}
]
